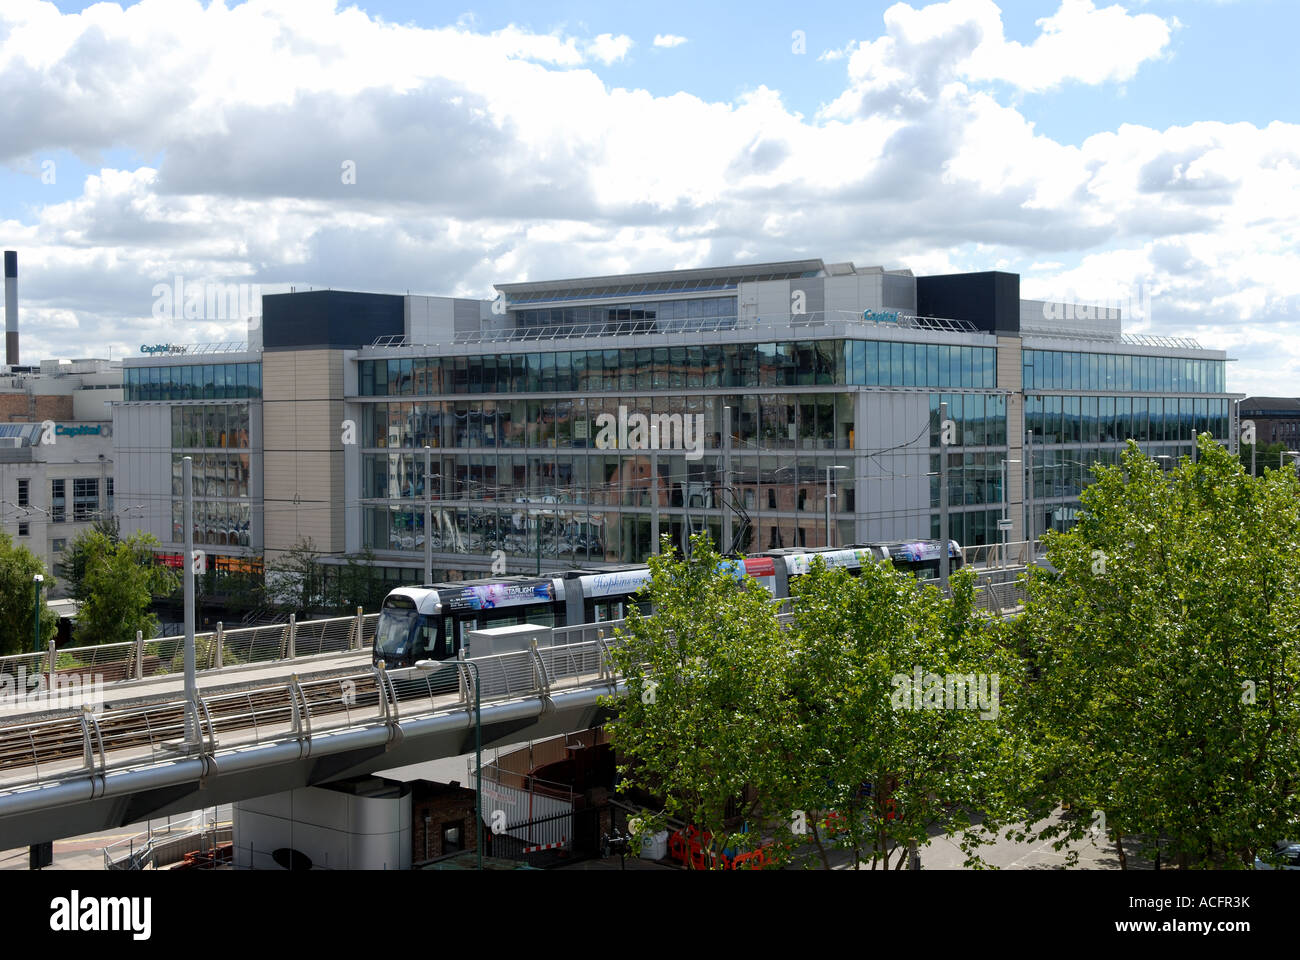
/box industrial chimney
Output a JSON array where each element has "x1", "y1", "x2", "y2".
[{"x1": 4, "y1": 251, "x2": 16, "y2": 366}]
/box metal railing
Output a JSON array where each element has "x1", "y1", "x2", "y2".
[
  {"x1": 370, "y1": 310, "x2": 987, "y2": 351},
  {"x1": 103, "y1": 809, "x2": 230, "y2": 870},
  {"x1": 0, "y1": 633, "x2": 623, "y2": 794},
  {"x1": 957, "y1": 539, "x2": 1042, "y2": 570},
  {"x1": 0, "y1": 612, "x2": 379, "y2": 693},
  {"x1": 0, "y1": 570, "x2": 1033, "y2": 795}
]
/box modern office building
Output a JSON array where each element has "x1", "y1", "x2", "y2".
[
  {"x1": 0, "y1": 358, "x2": 121, "y2": 586},
  {"x1": 114, "y1": 260, "x2": 1234, "y2": 588},
  {"x1": 115, "y1": 342, "x2": 263, "y2": 579}
]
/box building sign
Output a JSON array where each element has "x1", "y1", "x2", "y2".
[
  {"x1": 55, "y1": 424, "x2": 103, "y2": 437},
  {"x1": 441, "y1": 580, "x2": 555, "y2": 612},
  {"x1": 140, "y1": 343, "x2": 188, "y2": 355},
  {"x1": 863, "y1": 309, "x2": 902, "y2": 323}
]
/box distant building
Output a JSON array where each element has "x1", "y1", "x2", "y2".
[
  {"x1": 114, "y1": 260, "x2": 1235, "y2": 587},
  {"x1": 1240, "y1": 397, "x2": 1300, "y2": 449},
  {"x1": 0, "y1": 359, "x2": 121, "y2": 587}
]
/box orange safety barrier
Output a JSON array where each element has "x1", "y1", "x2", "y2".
[
  {"x1": 669, "y1": 830, "x2": 687, "y2": 862},
  {"x1": 689, "y1": 843, "x2": 710, "y2": 871}
]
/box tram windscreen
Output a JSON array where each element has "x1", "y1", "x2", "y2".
[{"x1": 375, "y1": 596, "x2": 419, "y2": 658}]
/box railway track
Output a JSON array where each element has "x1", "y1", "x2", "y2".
[
  {"x1": 0, "y1": 673, "x2": 387, "y2": 783},
  {"x1": 0, "y1": 642, "x2": 600, "y2": 793}
]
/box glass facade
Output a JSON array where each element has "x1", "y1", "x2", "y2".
[
  {"x1": 1024, "y1": 396, "x2": 1230, "y2": 446},
  {"x1": 123, "y1": 362, "x2": 262, "y2": 401},
  {"x1": 169, "y1": 404, "x2": 254, "y2": 547},
  {"x1": 1023, "y1": 394, "x2": 1231, "y2": 536},
  {"x1": 357, "y1": 341, "x2": 997, "y2": 396},
  {"x1": 1023, "y1": 350, "x2": 1226, "y2": 393},
  {"x1": 514, "y1": 296, "x2": 738, "y2": 330}
]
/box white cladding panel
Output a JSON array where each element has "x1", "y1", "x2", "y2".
[
  {"x1": 233, "y1": 783, "x2": 412, "y2": 870},
  {"x1": 406, "y1": 296, "x2": 456, "y2": 345},
  {"x1": 112, "y1": 402, "x2": 172, "y2": 543},
  {"x1": 857, "y1": 391, "x2": 931, "y2": 543}
]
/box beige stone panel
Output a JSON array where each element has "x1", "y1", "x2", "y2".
[{"x1": 262, "y1": 352, "x2": 298, "y2": 402}]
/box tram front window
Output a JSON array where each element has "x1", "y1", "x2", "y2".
[{"x1": 375, "y1": 598, "x2": 419, "y2": 661}]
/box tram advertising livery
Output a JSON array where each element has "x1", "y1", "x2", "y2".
[{"x1": 372, "y1": 541, "x2": 963, "y2": 668}]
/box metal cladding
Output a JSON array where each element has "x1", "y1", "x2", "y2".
[{"x1": 4, "y1": 250, "x2": 16, "y2": 366}]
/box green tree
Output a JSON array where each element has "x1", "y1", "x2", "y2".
[
  {"x1": 328, "y1": 549, "x2": 384, "y2": 613},
  {"x1": 0, "y1": 533, "x2": 59, "y2": 656},
  {"x1": 55, "y1": 513, "x2": 121, "y2": 600},
  {"x1": 788, "y1": 559, "x2": 1025, "y2": 869},
  {"x1": 265, "y1": 537, "x2": 325, "y2": 615},
  {"x1": 604, "y1": 534, "x2": 802, "y2": 868},
  {"x1": 1018, "y1": 436, "x2": 1300, "y2": 868},
  {"x1": 1239, "y1": 439, "x2": 1289, "y2": 477},
  {"x1": 75, "y1": 532, "x2": 179, "y2": 646}
]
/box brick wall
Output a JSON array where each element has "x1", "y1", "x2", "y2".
[
  {"x1": 0, "y1": 394, "x2": 74, "y2": 422},
  {"x1": 411, "y1": 781, "x2": 479, "y2": 864}
]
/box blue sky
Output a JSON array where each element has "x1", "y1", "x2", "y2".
[{"x1": 1, "y1": 0, "x2": 1297, "y2": 394}]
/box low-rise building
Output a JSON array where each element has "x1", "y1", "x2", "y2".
[
  {"x1": 0, "y1": 359, "x2": 121, "y2": 590},
  {"x1": 1239, "y1": 397, "x2": 1300, "y2": 449}
]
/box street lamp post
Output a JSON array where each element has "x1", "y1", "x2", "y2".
[
  {"x1": 939, "y1": 402, "x2": 950, "y2": 590},
  {"x1": 1000, "y1": 459, "x2": 1021, "y2": 568},
  {"x1": 32, "y1": 573, "x2": 44, "y2": 656},
  {"x1": 417, "y1": 657, "x2": 482, "y2": 869},
  {"x1": 824, "y1": 465, "x2": 849, "y2": 549}
]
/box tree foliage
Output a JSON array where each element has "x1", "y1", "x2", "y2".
[
  {"x1": 55, "y1": 513, "x2": 121, "y2": 600},
  {"x1": 1238, "y1": 440, "x2": 1289, "y2": 477},
  {"x1": 604, "y1": 535, "x2": 801, "y2": 867},
  {"x1": 789, "y1": 559, "x2": 1025, "y2": 869},
  {"x1": 1017, "y1": 436, "x2": 1300, "y2": 868},
  {"x1": 75, "y1": 532, "x2": 179, "y2": 646},
  {"x1": 0, "y1": 533, "x2": 59, "y2": 657},
  {"x1": 605, "y1": 535, "x2": 1025, "y2": 869},
  {"x1": 327, "y1": 548, "x2": 387, "y2": 612},
  {"x1": 265, "y1": 537, "x2": 325, "y2": 615}
]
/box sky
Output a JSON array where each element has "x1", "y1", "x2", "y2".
[{"x1": 0, "y1": 0, "x2": 1296, "y2": 396}]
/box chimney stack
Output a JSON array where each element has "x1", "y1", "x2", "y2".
[{"x1": 4, "y1": 251, "x2": 16, "y2": 366}]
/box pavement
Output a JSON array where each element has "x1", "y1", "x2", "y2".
[
  {"x1": 2, "y1": 805, "x2": 1121, "y2": 871},
  {"x1": 904, "y1": 809, "x2": 1121, "y2": 870}
]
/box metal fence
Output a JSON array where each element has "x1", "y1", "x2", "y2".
[
  {"x1": 490, "y1": 808, "x2": 574, "y2": 863},
  {"x1": 0, "y1": 612, "x2": 379, "y2": 691},
  {"x1": 104, "y1": 809, "x2": 231, "y2": 870}
]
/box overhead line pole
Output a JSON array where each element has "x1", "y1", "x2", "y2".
[
  {"x1": 939, "y1": 401, "x2": 950, "y2": 591},
  {"x1": 183, "y1": 456, "x2": 197, "y2": 744},
  {"x1": 424, "y1": 446, "x2": 433, "y2": 584}
]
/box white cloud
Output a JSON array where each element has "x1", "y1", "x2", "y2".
[
  {"x1": 586, "y1": 33, "x2": 634, "y2": 64},
  {"x1": 819, "y1": 41, "x2": 856, "y2": 61},
  {"x1": 653, "y1": 34, "x2": 688, "y2": 48},
  {"x1": 1, "y1": 0, "x2": 1297, "y2": 395},
  {"x1": 829, "y1": 0, "x2": 1173, "y2": 99}
]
